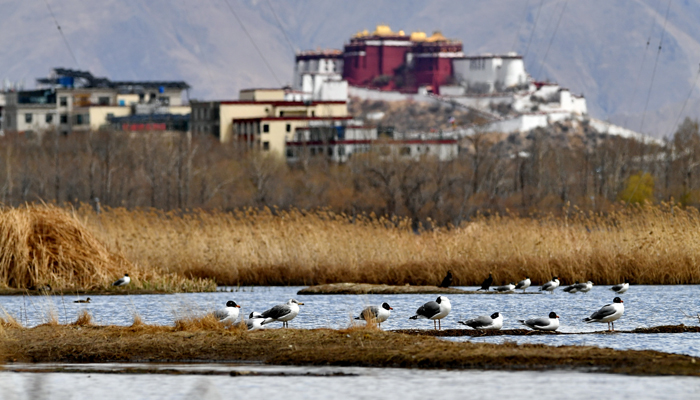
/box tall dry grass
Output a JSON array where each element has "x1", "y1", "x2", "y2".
[
  {"x1": 78, "y1": 203, "x2": 700, "y2": 286},
  {"x1": 0, "y1": 205, "x2": 213, "y2": 291}
]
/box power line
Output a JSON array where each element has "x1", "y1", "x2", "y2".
[
  {"x1": 621, "y1": 0, "x2": 660, "y2": 129},
  {"x1": 43, "y1": 0, "x2": 79, "y2": 67},
  {"x1": 523, "y1": 0, "x2": 545, "y2": 60},
  {"x1": 222, "y1": 0, "x2": 282, "y2": 86},
  {"x1": 639, "y1": 0, "x2": 672, "y2": 135},
  {"x1": 265, "y1": 0, "x2": 297, "y2": 56},
  {"x1": 535, "y1": 0, "x2": 567, "y2": 81},
  {"x1": 666, "y1": 63, "x2": 700, "y2": 138}
]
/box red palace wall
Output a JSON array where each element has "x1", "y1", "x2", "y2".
[
  {"x1": 413, "y1": 57, "x2": 454, "y2": 92},
  {"x1": 343, "y1": 39, "x2": 411, "y2": 88}
]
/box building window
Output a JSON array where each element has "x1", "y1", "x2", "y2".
[
  {"x1": 327, "y1": 147, "x2": 333, "y2": 156},
  {"x1": 400, "y1": 147, "x2": 411, "y2": 156},
  {"x1": 45, "y1": 114, "x2": 53, "y2": 123},
  {"x1": 311, "y1": 111, "x2": 315, "y2": 117},
  {"x1": 158, "y1": 96, "x2": 170, "y2": 105},
  {"x1": 338, "y1": 146, "x2": 345, "y2": 156},
  {"x1": 60, "y1": 114, "x2": 68, "y2": 124},
  {"x1": 263, "y1": 124, "x2": 269, "y2": 133},
  {"x1": 286, "y1": 123, "x2": 291, "y2": 132},
  {"x1": 25, "y1": 113, "x2": 32, "y2": 123},
  {"x1": 280, "y1": 111, "x2": 285, "y2": 117},
  {"x1": 286, "y1": 148, "x2": 294, "y2": 158},
  {"x1": 262, "y1": 141, "x2": 270, "y2": 151},
  {"x1": 59, "y1": 96, "x2": 68, "y2": 107},
  {"x1": 98, "y1": 97, "x2": 110, "y2": 106},
  {"x1": 139, "y1": 93, "x2": 145, "y2": 103},
  {"x1": 107, "y1": 113, "x2": 115, "y2": 120},
  {"x1": 76, "y1": 114, "x2": 84, "y2": 125}
]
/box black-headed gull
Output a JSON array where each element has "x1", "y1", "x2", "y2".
[
  {"x1": 214, "y1": 300, "x2": 240, "y2": 323},
  {"x1": 459, "y1": 312, "x2": 503, "y2": 330},
  {"x1": 611, "y1": 281, "x2": 629, "y2": 294},
  {"x1": 519, "y1": 312, "x2": 560, "y2": 331},
  {"x1": 515, "y1": 277, "x2": 531, "y2": 292},
  {"x1": 355, "y1": 302, "x2": 393, "y2": 327},
  {"x1": 583, "y1": 297, "x2": 624, "y2": 331},
  {"x1": 539, "y1": 277, "x2": 560, "y2": 293},
  {"x1": 494, "y1": 283, "x2": 516, "y2": 293},
  {"x1": 245, "y1": 312, "x2": 264, "y2": 330},
  {"x1": 112, "y1": 273, "x2": 130, "y2": 287},
  {"x1": 409, "y1": 296, "x2": 451, "y2": 330},
  {"x1": 260, "y1": 299, "x2": 304, "y2": 328}
]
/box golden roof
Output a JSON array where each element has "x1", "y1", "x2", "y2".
[
  {"x1": 426, "y1": 31, "x2": 447, "y2": 42},
  {"x1": 410, "y1": 31, "x2": 427, "y2": 41},
  {"x1": 372, "y1": 24, "x2": 393, "y2": 36}
]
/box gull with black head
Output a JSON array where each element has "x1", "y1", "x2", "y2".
[
  {"x1": 583, "y1": 297, "x2": 625, "y2": 331},
  {"x1": 355, "y1": 302, "x2": 393, "y2": 327},
  {"x1": 112, "y1": 273, "x2": 130, "y2": 287},
  {"x1": 459, "y1": 312, "x2": 503, "y2": 330},
  {"x1": 409, "y1": 296, "x2": 451, "y2": 330},
  {"x1": 214, "y1": 300, "x2": 240, "y2": 323},
  {"x1": 519, "y1": 312, "x2": 560, "y2": 331}
]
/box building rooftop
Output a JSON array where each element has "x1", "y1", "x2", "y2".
[{"x1": 36, "y1": 68, "x2": 190, "y2": 90}]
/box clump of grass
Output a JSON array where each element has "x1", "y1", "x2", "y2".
[
  {"x1": 174, "y1": 313, "x2": 230, "y2": 332},
  {"x1": 0, "y1": 204, "x2": 214, "y2": 292},
  {"x1": 77, "y1": 203, "x2": 700, "y2": 286},
  {"x1": 72, "y1": 310, "x2": 93, "y2": 326}
]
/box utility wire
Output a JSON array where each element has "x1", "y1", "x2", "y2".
[
  {"x1": 666, "y1": 63, "x2": 700, "y2": 138},
  {"x1": 265, "y1": 0, "x2": 297, "y2": 56},
  {"x1": 222, "y1": 0, "x2": 282, "y2": 86},
  {"x1": 536, "y1": 0, "x2": 567, "y2": 81},
  {"x1": 622, "y1": 0, "x2": 660, "y2": 129},
  {"x1": 639, "y1": 0, "x2": 672, "y2": 134},
  {"x1": 523, "y1": 0, "x2": 545, "y2": 60},
  {"x1": 43, "y1": 0, "x2": 79, "y2": 67}
]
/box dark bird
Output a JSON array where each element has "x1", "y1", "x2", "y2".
[
  {"x1": 28, "y1": 284, "x2": 52, "y2": 292},
  {"x1": 73, "y1": 297, "x2": 91, "y2": 304},
  {"x1": 477, "y1": 273, "x2": 493, "y2": 291},
  {"x1": 438, "y1": 270, "x2": 453, "y2": 288}
]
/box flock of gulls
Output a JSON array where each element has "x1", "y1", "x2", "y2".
[{"x1": 76, "y1": 273, "x2": 630, "y2": 332}]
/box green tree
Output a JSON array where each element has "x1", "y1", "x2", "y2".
[{"x1": 618, "y1": 172, "x2": 654, "y2": 204}]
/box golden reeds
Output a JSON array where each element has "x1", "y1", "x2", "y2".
[
  {"x1": 74, "y1": 202, "x2": 700, "y2": 286},
  {"x1": 0, "y1": 205, "x2": 214, "y2": 292}
]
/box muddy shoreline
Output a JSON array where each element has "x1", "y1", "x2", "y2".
[
  {"x1": 297, "y1": 283, "x2": 541, "y2": 295},
  {"x1": 1, "y1": 324, "x2": 698, "y2": 376}
]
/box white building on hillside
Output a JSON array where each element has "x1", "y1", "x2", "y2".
[
  {"x1": 452, "y1": 53, "x2": 528, "y2": 94},
  {"x1": 293, "y1": 50, "x2": 348, "y2": 101}
]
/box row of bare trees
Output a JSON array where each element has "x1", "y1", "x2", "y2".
[{"x1": 0, "y1": 118, "x2": 698, "y2": 225}]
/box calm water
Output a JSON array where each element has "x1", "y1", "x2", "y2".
[
  {"x1": 1, "y1": 364, "x2": 699, "y2": 400},
  {"x1": 1, "y1": 285, "x2": 699, "y2": 356}
]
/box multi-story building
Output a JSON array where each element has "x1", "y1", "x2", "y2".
[
  {"x1": 1, "y1": 68, "x2": 190, "y2": 134},
  {"x1": 293, "y1": 50, "x2": 347, "y2": 101},
  {"x1": 191, "y1": 88, "x2": 349, "y2": 156},
  {"x1": 452, "y1": 53, "x2": 528, "y2": 94}
]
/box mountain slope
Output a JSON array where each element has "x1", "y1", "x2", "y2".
[{"x1": 0, "y1": 0, "x2": 698, "y2": 137}]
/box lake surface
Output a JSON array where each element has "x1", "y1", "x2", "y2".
[
  {"x1": 1, "y1": 364, "x2": 699, "y2": 400},
  {"x1": 1, "y1": 285, "x2": 699, "y2": 356}
]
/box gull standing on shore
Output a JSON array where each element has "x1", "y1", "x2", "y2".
[
  {"x1": 409, "y1": 296, "x2": 451, "y2": 330},
  {"x1": 112, "y1": 274, "x2": 130, "y2": 287},
  {"x1": 260, "y1": 299, "x2": 304, "y2": 328},
  {"x1": 214, "y1": 300, "x2": 241, "y2": 323},
  {"x1": 611, "y1": 281, "x2": 629, "y2": 294},
  {"x1": 515, "y1": 277, "x2": 531, "y2": 292},
  {"x1": 540, "y1": 277, "x2": 560, "y2": 294},
  {"x1": 519, "y1": 312, "x2": 560, "y2": 331},
  {"x1": 245, "y1": 312, "x2": 264, "y2": 330},
  {"x1": 355, "y1": 302, "x2": 393, "y2": 327},
  {"x1": 583, "y1": 297, "x2": 625, "y2": 331},
  {"x1": 493, "y1": 283, "x2": 516, "y2": 293},
  {"x1": 459, "y1": 312, "x2": 503, "y2": 330}
]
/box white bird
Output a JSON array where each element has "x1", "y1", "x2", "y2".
[
  {"x1": 213, "y1": 300, "x2": 240, "y2": 323},
  {"x1": 519, "y1": 312, "x2": 560, "y2": 331},
  {"x1": 112, "y1": 274, "x2": 130, "y2": 287},
  {"x1": 260, "y1": 299, "x2": 304, "y2": 328},
  {"x1": 409, "y1": 296, "x2": 451, "y2": 330},
  {"x1": 459, "y1": 312, "x2": 503, "y2": 330},
  {"x1": 579, "y1": 281, "x2": 594, "y2": 293},
  {"x1": 540, "y1": 277, "x2": 560, "y2": 294},
  {"x1": 611, "y1": 281, "x2": 629, "y2": 294},
  {"x1": 515, "y1": 277, "x2": 531, "y2": 292},
  {"x1": 583, "y1": 297, "x2": 625, "y2": 331},
  {"x1": 563, "y1": 281, "x2": 586, "y2": 293},
  {"x1": 493, "y1": 283, "x2": 516, "y2": 293},
  {"x1": 355, "y1": 302, "x2": 393, "y2": 327},
  {"x1": 245, "y1": 312, "x2": 264, "y2": 330}
]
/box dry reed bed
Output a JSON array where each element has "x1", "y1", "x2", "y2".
[
  {"x1": 0, "y1": 317, "x2": 698, "y2": 375},
  {"x1": 78, "y1": 204, "x2": 700, "y2": 286},
  {"x1": 0, "y1": 205, "x2": 213, "y2": 292}
]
